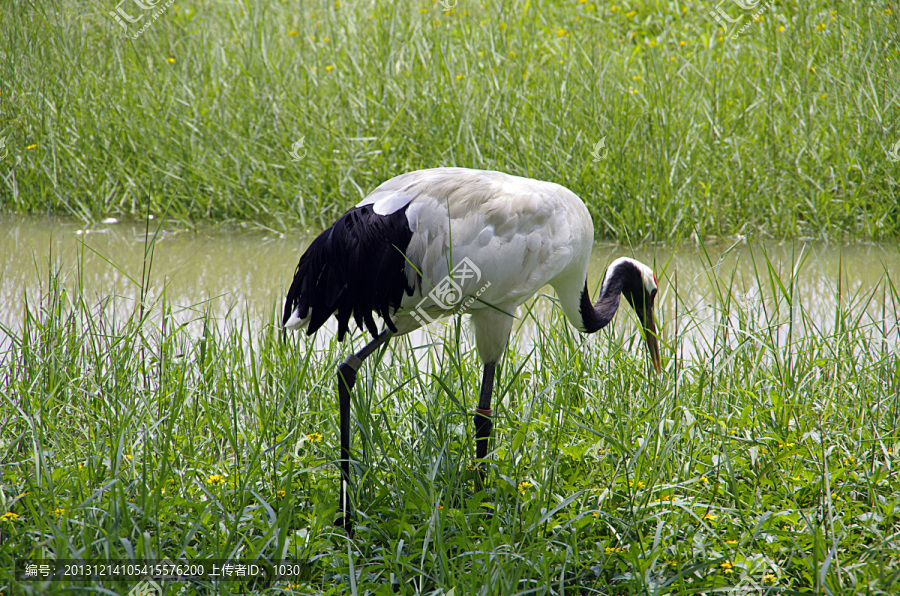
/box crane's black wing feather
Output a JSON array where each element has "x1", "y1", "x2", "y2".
[{"x1": 283, "y1": 204, "x2": 415, "y2": 341}]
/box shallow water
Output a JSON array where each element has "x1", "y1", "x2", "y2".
[{"x1": 1, "y1": 216, "x2": 898, "y2": 359}]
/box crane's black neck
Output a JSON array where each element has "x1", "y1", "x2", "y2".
[{"x1": 580, "y1": 261, "x2": 643, "y2": 334}]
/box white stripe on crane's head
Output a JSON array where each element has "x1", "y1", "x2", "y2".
[{"x1": 602, "y1": 257, "x2": 657, "y2": 295}]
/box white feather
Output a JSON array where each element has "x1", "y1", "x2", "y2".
[
  {"x1": 370, "y1": 168, "x2": 595, "y2": 343},
  {"x1": 284, "y1": 308, "x2": 311, "y2": 330}
]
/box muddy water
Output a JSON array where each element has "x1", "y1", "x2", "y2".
[{"x1": 1, "y1": 216, "x2": 898, "y2": 359}]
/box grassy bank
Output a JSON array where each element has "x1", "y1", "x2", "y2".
[
  {"x1": 1, "y1": 243, "x2": 898, "y2": 594},
  {"x1": 1, "y1": 0, "x2": 899, "y2": 240}
]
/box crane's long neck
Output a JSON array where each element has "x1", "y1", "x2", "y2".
[
  {"x1": 554, "y1": 257, "x2": 649, "y2": 334},
  {"x1": 560, "y1": 257, "x2": 662, "y2": 373},
  {"x1": 579, "y1": 273, "x2": 626, "y2": 334}
]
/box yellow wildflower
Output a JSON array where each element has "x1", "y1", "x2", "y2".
[
  {"x1": 325, "y1": 65, "x2": 334, "y2": 71},
  {"x1": 206, "y1": 474, "x2": 226, "y2": 486},
  {"x1": 703, "y1": 512, "x2": 718, "y2": 521},
  {"x1": 26, "y1": 144, "x2": 38, "y2": 150},
  {"x1": 625, "y1": 10, "x2": 636, "y2": 18},
  {"x1": 52, "y1": 508, "x2": 66, "y2": 516},
  {"x1": 0, "y1": 512, "x2": 19, "y2": 522},
  {"x1": 288, "y1": 30, "x2": 298, "y2": 37},
  {"x1": 306, "y1": 432, "x2": 323, "y2": 442},
  {"x1": 276, "y1": 490, "x2": 286, "y2": 498},
  {"x1": 518, "y1": 481, "x2": 533, "y2": 493},
  {"x1": 166, "y1": 57, "x2": 175, "y2": 63}
]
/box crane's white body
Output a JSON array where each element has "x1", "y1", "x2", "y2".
[{"x1": 287, "y1": 168, "x2": 598, "y2": 362}]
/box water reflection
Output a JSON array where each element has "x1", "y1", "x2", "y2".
[{"x1": 1, "y1": 217, "x2": 898, "y2": 360}]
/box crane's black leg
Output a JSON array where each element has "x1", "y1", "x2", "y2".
[
  {"x1": 473, "y1": 362, "x2": 497, "y2": 470},
  {"x1": 336, "y1": 330, "x2": 392, "y2": 535}
]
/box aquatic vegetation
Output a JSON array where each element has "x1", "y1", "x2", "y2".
[{"x1": 1, "y1": 241, "x2": 897, "y2": 594}]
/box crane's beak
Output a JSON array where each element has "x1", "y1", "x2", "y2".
[
  {"x1": 625, "y1": 288, "x2": 662, "y2": 374},
  {"x1": 642, "y1": 306, "x2": 661, "y2": 374}
]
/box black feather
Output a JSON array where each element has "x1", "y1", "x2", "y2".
[{"x1": 283, "y1": 204, "x2": 416, "y2": 341}]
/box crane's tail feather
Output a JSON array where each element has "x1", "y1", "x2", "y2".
[{"x1": 283, "y1": 204, "x2": 415, "y2": 342}]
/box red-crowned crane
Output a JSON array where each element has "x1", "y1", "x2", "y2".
[{"x1": 283, "y1": 167, "x2": 661, "y2": 534}]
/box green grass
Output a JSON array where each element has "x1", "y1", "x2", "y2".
[
  {"x1": 1, "y1": 240, "x2": 898, "y2": 594},
  {"x1": 2, "y1": 0, "x2": 899, "y2": 240}
]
